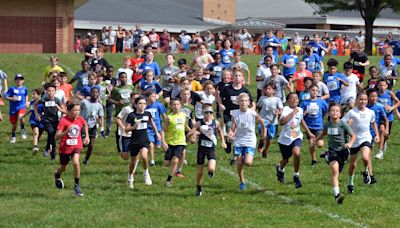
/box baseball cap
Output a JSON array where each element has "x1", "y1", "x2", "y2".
[{"x1": 15, "y1": 73, "x2": 24, "y2": 80}]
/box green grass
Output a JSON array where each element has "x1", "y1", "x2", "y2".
[{"x1": 0, "y1": 53, "x2": 400, "y2": 227}]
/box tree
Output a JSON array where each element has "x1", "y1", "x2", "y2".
[{"x1": 304, "y1": 0, "x2": 400, "y2": 55}]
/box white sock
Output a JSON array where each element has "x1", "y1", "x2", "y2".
[
  {"x1": 100, "y1": 127, "x2": 104, "y2": 131},
  {"x1": 143, "y1": 169, "x2": 149, "y2": 176},
  {"x1": 128, "y1": 173, "x2": 133, "y2": 182},
  {"x1": 294, "y1": 172, "x2": 300, "y2": 177},
  {"x1": 278, "y1": 165, "x2": 284, "y2": 172},
  {"x1": 176, "y1": 168, "x2": 182, "y2": 173},
  {"x1": 333, "y1": 187, "x2": 340, "y2": 196}
]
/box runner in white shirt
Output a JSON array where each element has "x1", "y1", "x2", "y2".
[
  {"x1": 227, "y1": 93, "x2": 266, "y2": 190},
  {"x1": 276, "y1": 92, "x2": 314, "y2": 189},
  {"x1": 255, "y1": 55, "x2": 272, "y2": 101},
  {"x1": 340, "y1": 62, "x2": 361, "y2": 110},
  {"x1": 341, "y1": 92, "x2": 379, "y2": 194}
]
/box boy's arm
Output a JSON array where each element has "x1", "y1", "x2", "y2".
[
  {"x1": 301, "y1": 119, "x2": 314, "y2": 138},
  {"x1": 216, "y1": 120, "x2": 227, "y2": 149},
  {"x1": 149, "y1": 118, "x2": 161, "y2": 140},
  {"x1": 161, "y1": 117, "x2": 169, "y2": 151},
  {"x1": 256, "y1": 113, "x2": 266, "y2": 138},
  {"x1": 345, "y1": 131, "x2": 357, "y2": 149},
  {"x1": 315, "y1": 129, "x2": 326, "y2": 141}
]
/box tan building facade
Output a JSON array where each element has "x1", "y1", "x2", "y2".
[
  {"x1": 0, "y1": 0, "x2": 86, "y2": 53},
  {"x1": 203, "y1": 0, "x2": 236, "y2": 24}
]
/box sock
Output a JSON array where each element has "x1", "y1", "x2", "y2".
[
  {"x1": 128, "y1": 173, "x2": 133, "y2": 182},
  {"x1": 167, "y1": 175, "x2": 172, "y2": 182},
  {"x1": 349, "y1": 175, "x2": 354, "y2": 186},
  {"x1": 294, "y1": 172, "x2": 300, "y2": 177},
  {"x1": 75, "y1": 178, "x2": 80, "y2": 185},
  {"x1": 21, "y1": 124, "x2": 25, "y2": 130},
  {"x1": 333, "y1": 187, "x2": 340, "y2": 196},
  {"x1": 208, "y1": 171, "x2": 214, "y2": 178},
  {"x1": 100, "y1": 127, "x2": 104, "y2": 132},
  {"x1": 11, "y1": 132, "x2": 16, "y2": 137},
  {"x1": 55, "y1": 171, "x2": 61, "y2": 179},
  {"x1": 278, "y1": 165, "x2": 284, "y2": 172},
  {"x1": 143, "y1": 169, "x2": 149, "y2": 175},
  {"x1": 197, "y1": 185, "x2": 202, "y2": 191},
  {"x1": 176, "y1": 168, "x2": 182, "y2": 173}
]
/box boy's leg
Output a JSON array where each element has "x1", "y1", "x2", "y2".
[
  {"x1": 149, "y1": 142, "x2": 155, "y2": 166},
  {"x1": 84, "y1": 136, "x2": 95, "y2": 164},
  {"x1": 175, "y1": 149, "x2": 186, "y2": 177},
  {"x1": 361, "y1": 146, "x2": 375, "y2": 184},
  {"x1": 236, "y1": 155, "x2": 246, "y2": 189},
  {"x1": 196, "y1": 165, "x2": 204, "y2": 187},
  {"x1": 329, "y1": 160, "x2": 344, "y2": 204},
  {"x1": 32, "y1": 127, "x2": 39, "y2": 146},
  {"x1": 72, "y1": 153, "x2": 84, "y2": 196},
  {"x1": 308, "y1": 135, "x2": 316, "y2": 164},
  {"x1": 292, "y1": 146, "x2": 302, "y2": 188},
  {"x1": 244, "y1": 153, "x2": 254, "y2": 166},
  {"x1": 347, "y1": 152, "x2": 358, "y2": 193}
]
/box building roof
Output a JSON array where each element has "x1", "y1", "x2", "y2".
[
  {"x1": 207, "y1": 17, "x2": 285, "y2": 34},
  {"x1": 236, "y1": 0, "x2": 400, "y2": 27},
  {"x1": 75, "y1": 0, "x2": 217, "y2": 33}
]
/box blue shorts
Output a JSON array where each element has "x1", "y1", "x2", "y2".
[
  {"x1": 234, "y1": 146, "x2": 255, "y2": 157},
  {"x1": 279, "y1": 138, "x2": 302, "y2": 160},
  {"x1": 148, "y1": 131, "x2": 161, "y2": 146},
  {"x1": 258, "y1": 122, "x2": 278, "y2": 140},
  {"x1": 310, "y1": 129, "x2": 323, "y2": 138}
]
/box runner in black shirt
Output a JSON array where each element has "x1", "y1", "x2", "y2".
[{"x1": 348, "y1": 46, "x2": 369, "y2": 82}]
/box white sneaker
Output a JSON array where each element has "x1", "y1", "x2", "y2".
[
  {"x1": 43, "y1": 150, "x2": 50, "y2": 157},
  {"x1": 32, "y1": 146, "x2": 39, "y2": 155},
  {"x1": 183, "y1": 160, "x2": 188, "y2": 165},
  {"x1": 10, "y1": 137, "x2": 16, "y2": 144},
  {"x1": 21, "y1": 129, "x2": 27, "y2": 140},
  {"x1": 375, "y1": 151, "x2": 384, "y2": 160},
  {"x1": 144, "y1": 174, "x2": 152, "y2": 186},
  {"x1": 128, "y1": 181, "x2": 134, "y2": 189},
  {"x1": 127, "y1": 174, "x2": 134, "y2": 183},
  {"x1": 150, "y1": 160, "x2": 156, "y2": 166}
]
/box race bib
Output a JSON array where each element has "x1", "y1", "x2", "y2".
[
  {"x1": 231, "y1": 96, "x2": 238, "y2": 105},
  {"x1": 214, "y1": 66, "x2": 222, "y2": 72},
  {"x1": 200, "y1": 139, "x2": 213, "y2": 148},
  {"x1": 15, "y1": 96, "x2": 22, "y2": 101},
  {"x1": 327, "y1": 81, "x2": 338, "y2": 90},
  {"x1": 66, "y1": 139, "x2": 78, "y2": 145},
  {"x1": 82, "y1": 77, "x2": 89, "y2": 86},
  {"x1": 223, "y1": 56, "x2": 231, "y2": 63},
  {"x1": 143, "y1": 115, "x2": 149, "y2": 121},
  {"x1": 176, "y1": 118, "x2": 183, "y2": 124},
  {"x1": 327, "y1": 127, "x2": 339, "y2": 135},
  {"x1": 287, "y1": 58, "x2": 295, "y2": 66},
  {"x1": 105, "y1": 80, "x2": 111, "y2": 85},
  {"x1": 308, "y1": 62, "x2": 315, "y2": 69},
  {"x1": 379, "y1": 98, "x2": 389, "y2": 106},
  {"x1": 30, "y1": 104, "x2": 34, "y2": 111},
  {"x1": 137, "y1": 122, "x2": 148, "y2": 130},
  {"x1": 121, "y1": 92, "x2": 130, "y2": 100},
  {"x1": 312, "y1": 46, "x2": 318, "y2": 52},
  {"x1": 307, "y1": 103, "x2": 319, "y2": 115},
  {"x1": 45, "y1": 101, "x2": 55, "y2": 107},
  {"x1": 13, "y1": 89, "x2": 19, "y2": 94}
]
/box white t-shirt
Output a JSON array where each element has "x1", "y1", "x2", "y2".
[
  {"x1": 116, "y1": 68, "x2": 134, "y2": 85},
  {"x1": 317, "y1": 81, "x2": 329, "y2": 98},
  {"x1": 194, "y1": 92, "x2": 215, "y2": 119},
  {"x1": 278, "y1": 106, "x2": 304, "y2": 145},
  {"x1": 341, "y1": 107, "x2": 375, "y2": 147},
  {"x1": 233, "y1": 109, "x2": 257, "y2": 148},
  {"x1": 256, "y1": 65, "x2": 272, "y2": 90},
  {"x1": 340, "y1": 73, "x2": 359, "y2": 104},
  {"x1": 108, "y1": 30, "x2": 116, "y2": 45},
  {"x1": 117, "y1": 106, "x2": 134, "y2": 137},
  {"x1": 179, "y1": 34, "x2": 191, "y2": 45}
]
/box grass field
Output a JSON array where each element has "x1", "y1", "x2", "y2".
[{"x1": 0, "y1": 53, "x2": 400, "y2": 227}]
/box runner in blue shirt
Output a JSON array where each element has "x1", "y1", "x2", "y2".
[
  {"x1": 308, "y1": 34, "x2": 329, "y2": 60},
  {"x1": 303, "y1": 46, "x2": 323, "y2": 73},
  {"x1": 219, "y1": 39, "x2": 235, "y2": 67},
  {"x1": 4, "y1": 74, "x2": 29, "y2": 143},
  {"x1": 205, "y1": 53, "x2": 225, "y2": 85},
  {"x1": 146, "y1": 91, "x2": 167, "y2": 166},
  {"x1": 140, "y1": 70, "x2": 163, "y2": 97},
  {"x1": 300, "y1": 84, "x2": 328, "y2": 165},
  {"x1": 262, "y1": 30, "x2": 281, "y2": 62},
  {"x1": 77, "y1": 72, "x2": 100, "y2": 99},
  {"x1": 366, "y1": 89, "x2": 388, "y2": 160},
  {"x1": 25, "y1": 88, "x2": 44, "y2": 153},
  {"x1": 138, "y1": 51, "x2": 161, "y2": 77},
  {"x1": 323, "y1": 59, "x2": 349, "y2": 104},
  {"x1": 280, "y1": 45, "x2": 298, "y2": 80}
]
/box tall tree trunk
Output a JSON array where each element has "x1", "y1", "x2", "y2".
[{"x1": 364, "y1": 17, "x2": 374, "y2": 55}]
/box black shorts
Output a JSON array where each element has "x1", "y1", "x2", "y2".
[
  {"x1": 163, "y1": 90, "x2": 172, "y2": 99},
  {"x1": 197, "y1": 147, "x2": 216, "y2": 165},
  {"x1": 119, "y1": 136, "x2": 131, "y2": 153},
  {"x1": 130, "y1": 141, "x2": 150, "y2": 157},
  {"x1": 59, "y1": 149, "x2": 82, "y2": 165},
  {"x1": 164, "y1": 145, "x2": 185, "y2": 161},
  {"x1": 325, "y1": 149, "x2": 349, "y2": 173},
  {"x1": 349, "y1": 141, "x2": 372, "y2": 155},
  {"x1": 279, "y1": 138, "x2": 302, "y2": 160},
  {"x1": 88, "y1": 127, "x2": 97, "y2": 138},
  {"x1": 30, "y1": 124, "x2": 43, "y2": 129}
]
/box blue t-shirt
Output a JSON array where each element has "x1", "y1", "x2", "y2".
[
  {"x1": 29, "y1": 100, "x2": 44, "y2": 128},
  {"x1": 323, "y1": 72, "x2": 348, "y2": 103},
  {"x1": 72, "y1": 70, "x2": 89, "y2": 93},
  {"x1": 141, "y1": 81, "x2": 162, "y2": 94},
  {"x1": 367, "y1": 103, "x2": 387, "y2": 138},
  {"x1": 308, "y1": 41, "x2": 327, "y2": 59},
  {"x1": 378, "y1": 90, "x2": 394, "y2": 121},
  {"x1": 262, "y1": 35, "x2": 280, "y2": 61},
  {"x1": 145, "y1": 101, "x2": 166, "y2": 132},
  {"x1": 219, "y1": 48, "x2": 235, "y2": 67},
  {"x1": 299, "y1": 91, "x2": 310, "y2": 104},
  {"x1": 395, "y1": 90, "x2": 400, "y2": 112},
  {"x1": 206, "y1": 62, "x2": 225, "y2": 84},
  {"x1": 80, "y1": 84, "x2": 101, "y2": 98},
  {"x1": 379, "y1": 56, "x2": 400, "y2": 66},
  {"x1": 300, "y1": 98, "x2": 328, "y2": 130},
  {"x1": 281, "y1": 54, "x2": 298, "y2": 76},
  {"x1": 5, "y1": 86, "x2": 28, "y2": 115},
  {"x1": 139, "y1": 61, "x2": 161, "y2": 76},
  {"x1": 303, "y1": 53, "x2": 321, "y2": 73}
]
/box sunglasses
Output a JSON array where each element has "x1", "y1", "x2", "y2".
[{"x1": 204, "y1": 111, "x2": 213, "y2": 115}]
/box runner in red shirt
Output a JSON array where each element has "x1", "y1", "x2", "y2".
[
  {"x1": 54, "y1": 101, "x2": 89, "y2": 197},
  {"x1": 130, "y1": 47, "x2": 145, "y2": 85}
]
